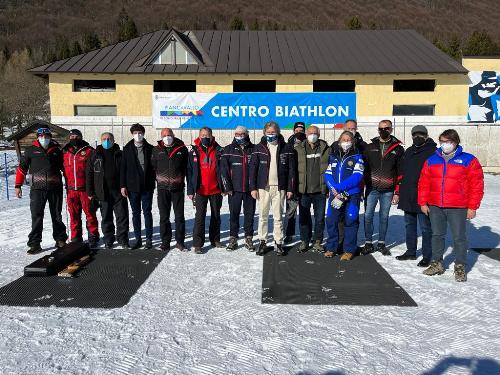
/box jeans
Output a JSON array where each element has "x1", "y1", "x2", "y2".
[
  {"x1": 404, "y1": 211, "x2": 432, "y2": 260},
  {"x1": 128, "y1": 191, "x2": 154, "y2": 242},
  {"x1": 364, "y1": 189, "x2": 393, "y2": 243},
  {"x1": 193, "y1": 194, "x2": 223, "y2": 247},
  {"x1": 157, "y1": 189, "x2": 185, "y2": 246},
  {"x1": 429, "y1": 206, "x2": 468, "y2": 265},
  {"x1": 229, "y1": 191, "x2": 256, "y2": 238},
  {"x1": 326, "y1": 194, "x2": 360, "y2": 253},
  {"x1": 298, "y1": 193, "x2": 326, "y2": 244},
  {"x1": 285, "y1": 200, "x2": 297, "y2": 239}
]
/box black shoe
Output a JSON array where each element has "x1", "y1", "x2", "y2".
[
  {"x1": 160, "y1": 243, "x2": 170, "y2": 252},
  {"x1": 226, "y1": 236, "x2": 238, "y2": 251},
  {"x1": 27, "y1": 244, "x2": 42, "y2": 255},
  {"x1": 105, "y1": 243, "x2": 114, "y2": 250},
  {"x1": 417, "y1": 258, "x2": 431, "y2": 267},
  {"x1": 256, "y1": 240, "x2": 266, "y2": 256},
  {"x1": 298, "y1": 241, "x2": 309, "y2": 253},
  {"x1": 245, "y1": 236, "x2": 255, "y2": 252},
  {"x1": 175, "y1": 243, "x2": 187, "y2": 252},
  {"x1": 118, "y1": 241, "x2": 130, "y2": 249},
  {"x1": 377, "y1": 243, "x2": 391, "y2": 256},
  {"x1": 194, "y1": 247, "x2": 203, "y2": 254},
  {"x1": 361, "y1": 243, "x2": 374, "y2": 255},
  {"x1": 211, "y1": 241, "x2": 224, "y2": 249},
  {"x1": 396, "y1": 252, "x2": 417, "y2": 261},
  {"x1": 144, "y1": 240, "x2": 153, "y2": 249},
  {"x1": 283, "y1": 235, "x2": 294, "y2": 245},
  {"x1": 275, "y1": 242, "x2": 285, "y2": 256},
  {"x1": 88, "y1": 236, "x2": 99, "y2": 249},
  {"x1": 55, "y1": 240, "x2": 66, "y2": 249},
  {"x1": 131, "y1": 240, "x2": 142, "y2": 250}
]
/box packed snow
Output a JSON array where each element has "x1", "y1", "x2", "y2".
[{"x1": 0, "y1": 174, "x2": 499, "y2": 374}]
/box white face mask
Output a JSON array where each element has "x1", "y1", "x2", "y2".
[
  {"x1": 38, "y1": 137, "x2": 50, "y2": 149},
  {"x1": 307, "y1": 134, "x2": 318, "y2": 144},
  {"x1": 163, "y1": 136, "x2": 174, "y2": 146},
  {"x1": 440, "y1": 142, "x2": 455, "y2": 154},
  {"x1": 133, "y1": 133, "x2": 144, "y2": 143},
  {"x1": 341, "y1": 142, "x2": 352, "y2": 151}
]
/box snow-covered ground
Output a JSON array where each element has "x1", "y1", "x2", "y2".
[{"x1": 0, "y1": 175, "x2": 499, "y2": 375}]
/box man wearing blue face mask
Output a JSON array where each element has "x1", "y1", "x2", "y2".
[
  {"x1": 86, "y1": 132, "x2": 129, "y2": 249},
  {"x1": 220, "y1": 125, "x2": 256, "y2": 251},
  {"x1": 15, "y1": 127, "x2": 68, "y2": 254}
]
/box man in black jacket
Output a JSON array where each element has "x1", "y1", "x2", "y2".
[
  {"x1": 15, "y1": 127, "x2": 68, "y2": 254},
  {"x1": 187, "y1": 127, "x2": 224, "y2": 254},
  {"x1": 120, "y1": 123, "x2": 156, "y2": 249},
  {"x1": 151, "y1": 128, "x2": 188, "y2": 252},
  {"x1": 220, "y1": 125, "x2": 256, "y2": 251},
  {"x1": 362, "y1": 119, "x2": 404, "y2": 256},
  {"x1": 86, "y1": 132, "x2": 129, "y2": 249},
  {"x1": 396, "y1": 125, "x2": 436, "y2": 267},
  {"x1": 249, "y1": 121, "x2": 296, "y2": 256}
]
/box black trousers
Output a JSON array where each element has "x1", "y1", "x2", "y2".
[
  {"x1": 192, "y1": 194, "x2": 222, "y2": 247},
  {"x1": 28, "y1": 187, "x2": 68, "y2": 246},
  {"x1": 285, "y1": 200, "x2": 297, "y2": 238},
  {"x1": 158, "y1": 189, "x2": 186, "y2": 246},
  {"x1": 100, "y1": 189, "x2": 129, "y2": 246},
  {"x1": 229, "y1": 191, "x2": 256, "y2": 238}
]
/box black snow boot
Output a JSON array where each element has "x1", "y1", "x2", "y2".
[
  {"x1": 377, "y1": 242, "x2": 391, "y2": 256},
  {"x1": 226, "y1": 236, "x2": 238, "y2": 251},
  {"x1": 245, "y1": 236, "x2": 255, "y2": 252},
  {"x1": 27, "y1": 244, "x2": 42, "y2": 255},
  {"x1": 361, "y1": 242, "x2": 374, "y2": 255},
  {"x1": 256, "y1": 240, "x2": 266, "y2": 256},
  {"x1": 275, "y1": 242, "x2": 285, "y2": 256}
]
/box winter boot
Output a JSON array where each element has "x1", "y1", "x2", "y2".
[
  {"x1": 88, "y1": 236, "x2": 99, "y2": 249},
  {"x1": 396, "y1": 252, "x2": 417, "y2": 261},
  {"x1": 340, "y1": 252, "x2": 354, "y2": 261},
  {"x1": 454, "y1": 264, "x2": 467, "y2": 282},
  {"x1": 324, "y1": 250, "x2": 336, "y2": 258},
  {"x1": 55, "y1": 240, "x2": 66, "y2": 249},
  {"x1": 245, "y1": 236, "x2": 255, "y2": 252},
  {"x1": 256, "y1": 240, "x2": 266, "y2": 256},
  {"x1": 131, "y1": 240, "x2": 142, "y2": 250},
  {"x1": 27, "y1": 244, "x2": 42, "y2": 255},
  {"x1": 118, "y1": 241, "x2": 130, "y2": 249},
  {"x1": 160, "y1": 243, "x2": 170, "y2": 252},
  {"x1": 194, "y1": 247, "x2": 203, "y2": 254},
  {"x1": 361, "y1": 242, "x2": 374, "y2": 255},
  {"x1": 311, "y1": 240, "x2": 325, "y2": 253},
  {"x1": 377, "y1": 242, "x2": 391, "y2": 256},
  {"x1": 176, "y1": 243, "x2": 187, "y2": 252},
  {"x1": 211, "y1": 241, "x2": 224, "y2": 249},
  {"x1": 226, "y1": 236, "x2": 238, "y2": 251},
  {"x1": 144, "y1": 239, "x2": 153, "y2": 250},
  {"x1": 417, "y1": 258, "x2": 431, "y2": 267},
  {"x1": 423, "y1": 261, "x2": 445, "y2": 276},
  {"x1": 298, "y1": 241, "x2": 309, "y2": 253},
  {"x1": 275, "y1": 242, "x2": 285, "y2": 256}
]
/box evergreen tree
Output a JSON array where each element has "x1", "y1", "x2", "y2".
[
  {"x1": 70, "y1": 41, "x2": 83, "y2": 56},
  {"x1": 57, "y1": 39, "x2": 71, "y2": 60},
  {"x1": 464, "y1": 31, "x2": 498, "y2": 56},
  {"x1": 250, "y1": 19, "x2": 259, "y2": 31},
  {"x1": 229, "y1": 16, "x2": 244, "y2": 30},
  {"x1": 347, "y1": 16, "x2": 362, "y2": 30},
  {"x1": 118, "y1": 7, "x2": 139, "y2": 42},
  {"x1": 82, "y1": 32, "x2": 101, "y2": 52}
]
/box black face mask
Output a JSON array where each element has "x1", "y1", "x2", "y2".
[
  {"x1": 379, "y1": 129, "x2": 390, "y2": 140},
  {"x1": 294, "y1": 132, "x2": 306, "y2": 144},
  {"x1": 413, "y1": 136, "x2": 426, "y2": 147},
  {"x1": 70, "y1": 139, "x2": 83, "y2": 148},
  {"x1": 201, "y1": 137, "x2": 211, "y2": 147}
]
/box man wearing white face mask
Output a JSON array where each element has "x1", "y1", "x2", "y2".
[
  {"x1": 294, "y1": 125, "x2": 330, "y2": 253},
  {"x1": 151, "y1": 128, "x2": 188, "y2": 252},
  {"x1": 121, "y1": 123, "x2": 156, "y2": 249},
  {"x1": 15, "y1": 127, "x2": 68, "y2": 254}
]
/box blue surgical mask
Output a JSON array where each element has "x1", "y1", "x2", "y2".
[
  {"x1": 266, "y1": 134, "x2": 278, "y2": 144},
  {"x1": 102, "y1": 139, "x2": 113, "y2": 149},
  {"x1": 201, "y1": 137, "x2": 211, "y2": 146},
  {"x1": 38, "y1": 137, "x2": 50, "y2": 149}
]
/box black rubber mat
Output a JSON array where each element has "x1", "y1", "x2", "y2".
[
  {"x1": 262, "y1": 248, "x2": 417, "y2": 306},
  {"x1": 0, "y1": 249, "x2": 167, "y2": 308},
  {"x1": 471, "y1": 248, "x2": 500, "y2": 262}
]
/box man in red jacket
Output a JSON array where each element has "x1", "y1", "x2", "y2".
[
  {"x1": 418, "y1": 129, "x2": 484, "y2": 282},
  {"x1": 62, "y1": 129, "x2": 99, "y2": 247}
]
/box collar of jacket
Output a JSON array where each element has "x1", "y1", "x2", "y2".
[
  {"x1": 296, "y1": 138, "x2": 328, "y2": 151},
  {"x1": 370, "y1": 135, "x2": 401, "y2": 146},
  {"x1": 231, "y1": 138, "x2": 253, "y2": 149},
  {"x1": 32, "y1": 139, "x2": 60, "y2": 153},
  {"x1": 63, "y1": 140, "x2": 91, "y2": 153},
  {"x1": 333, "y1": 145, "x2": 359, "y2": 159},
  {"x1": 96, "y1": 143, "x2": 120, "y2": 155}
]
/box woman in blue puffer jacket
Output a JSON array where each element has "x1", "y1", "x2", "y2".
[{"x1": 324, "y1": 131, "x2": 365, "y2": 260}]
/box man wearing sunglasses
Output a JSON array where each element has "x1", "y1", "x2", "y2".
[{"x1": 361, "y1": 119, "x2": 404, "y2": 256}]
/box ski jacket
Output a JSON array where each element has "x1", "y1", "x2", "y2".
[
  {"x1": 324, "y1": 147, "x2": 364, "y2": 196},
  {"x1": 151, "y1": 138, "x2": 188, "y2": 191},
  {"x1": 363, "y1": 136, "x2": 404, "y2": 192},
  {"x1": 187, "y1": 137, "x2": 223, "y2": 196},
  {"x1": 62, "y1": 141, "x2": 94, "y2": 191},
  {"x1": 220, "y1": 139, "x2": 255, "y2": 193}
]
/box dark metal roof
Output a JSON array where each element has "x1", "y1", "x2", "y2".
[
  {"x1": 6, "y1": 120, "x2": 70, "y2": 142},
  {"x1": 29, "y1": 29, "x2": 467, "y2": 75}
]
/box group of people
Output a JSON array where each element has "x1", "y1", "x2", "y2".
[{"x1": 14, "y1": 119, "x2": 484, "y2": 282}]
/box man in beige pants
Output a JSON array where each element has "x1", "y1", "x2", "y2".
[{"x1": 249, "y1": 122, "x2": 296, "y2": 256}]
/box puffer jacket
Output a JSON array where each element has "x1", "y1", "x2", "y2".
[
  {"x1": 324, "y1": 147, "x2": 364, "y2": 196},
  {"x1": 15, "y1": 139, "x2": 64, "y2": 190},
  {"x1": 62, "y1": 141, "x2": 94, "y2": 191},
  {"x1": 417, "y1": 145, "x2": 484, "y2": 210}
]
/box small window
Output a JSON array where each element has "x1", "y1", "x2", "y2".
[
  {"x1": 154, "y1": 38, "x2": 197, "y2": 65},
  {"x1": 73, "y1": 80, "x2": 116, "y2": 92},
  {"x1": 154, "y1": 80, "x2": 197, "y2": 92},
  {"x1": 74, "y1": 105, "x2": 117, "y2": 116},
  {"x1": 233, "y1": 80, "x2": 276, "y2": 92},
  {"x1": 313, "y1": 80, "x2": 355, "y2": 92},
  {"x1": 393, "y1": 80, "x2": 435, "y2": 92},
  {"x1": 392, "y1": 105, "x2": 435, "y2": 116}
]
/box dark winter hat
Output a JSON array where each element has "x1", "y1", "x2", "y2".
[
  {"x1": 294, "y1": 122, "x2": 305, "y2": 131},
  {"x1": 130, "y1": 123, "x2": 145, "y2": 133},
  {"x1": 36, "y1": 127, "x2": 52, "y2": 136},
  {"x1": 411, "y1": 125, "x2": 428, "y2": 136},
  {"x1": 69, "y1": 129, "x2": 83, "y2": 138}
]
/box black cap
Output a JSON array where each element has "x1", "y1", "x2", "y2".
[
  {"x1": 69, "y1": 129, "x2": 83, "y2": 138},
  {"x1": 411, "y1": 125, "x2": 428, "y2": 136},
  {"x1": 294, "y1": 122, "x2": 305, "y2": 131}
]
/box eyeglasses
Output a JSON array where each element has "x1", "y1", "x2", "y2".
[{"x1": 378, "y1": 127, "x2": 392, "y2": 131}]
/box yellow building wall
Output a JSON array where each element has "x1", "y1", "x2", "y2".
[
  {"x1": 462, "y1": 57, "x2": 500, "y2": 72},
  {"x1": 49, "y1": 72, "x2": 469, "y2": 117}
]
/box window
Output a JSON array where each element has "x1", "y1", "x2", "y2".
[
  {"x1": 392, "y1": 105, "x2": 435, "y2": 116},
  {"x1": 74, "y1": 105, "x2": 117, "y2": 116},
  {"x1": 233, "y1": 80, "x2": 276, "y2": 92},
  {"x1": 313, "y1": 80, "x2": 356, "y2": 92},
  {"x1": 153, "y1": 38, "x2": 198, "y2": 65},
  {"x1": 393, "y1": 80, "x2": 435, "y2": 92},
  {"x1": 153, "y1": 80, "x2": 197, "y2": 92},
  {"x1": 73, "y1": 80, "x2": 116, "y2": 92}
]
